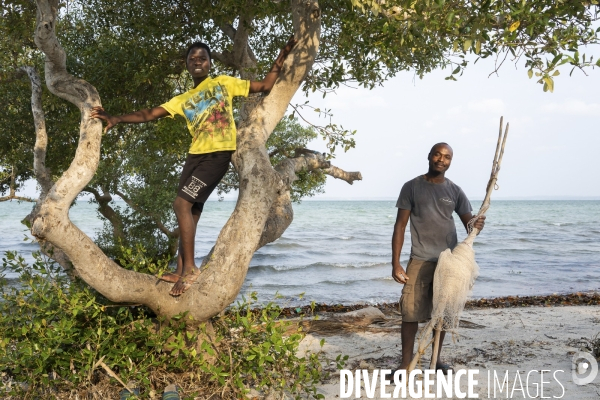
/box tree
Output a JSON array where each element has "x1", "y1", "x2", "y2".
[{"x1": 7, "y1": 0, "x2": 600, "y2": 324}]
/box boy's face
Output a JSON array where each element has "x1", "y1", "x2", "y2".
[{"x1": 187, "y1": 47, "x2": 211, "y2": 79}]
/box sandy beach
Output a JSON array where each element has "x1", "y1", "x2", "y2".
[{"x1": 299, "y1": 304, "x2": 600, "y2": 399}]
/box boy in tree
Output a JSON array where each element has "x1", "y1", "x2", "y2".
[{"x1": 92, "y1": 37, "x2": 296, "y2": 296}]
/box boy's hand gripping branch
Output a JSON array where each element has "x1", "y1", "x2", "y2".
[{"x1": 249, "y1": 35, "x2": 297, "y2": 94}]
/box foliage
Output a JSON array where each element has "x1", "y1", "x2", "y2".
[
  {"x1": 347, "y1": 0, "x2": 600, "y2": 92},
  {"x1": 0, "y1": 251, "x2": 331, "y2": 399}
]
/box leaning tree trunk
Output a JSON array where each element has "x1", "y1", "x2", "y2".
[{"x1": 29, "y1": 0, "x2": 323, "y2": 323}]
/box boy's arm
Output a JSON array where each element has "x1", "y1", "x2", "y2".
[
  {"x1": 91, "y1": 106, "x2": 169, "y2": 133},
  {"x1": 249, "y1": 35, "x2": 297, "y2": 94}
]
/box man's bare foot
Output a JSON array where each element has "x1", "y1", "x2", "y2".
[
  {"x1": 157, "y1": 272, "x2": 181, "y2": 283},
  {"x1": 169, "y1": 267, "x2": 201, "y2": 296}
]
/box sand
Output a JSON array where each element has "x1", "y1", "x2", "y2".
[{"x1": 298, "y1": 305, "x2": 600, "y2": 399}]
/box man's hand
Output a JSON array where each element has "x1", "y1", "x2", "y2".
[
  {"x1": 460, "y1": 213, "x2": 486, "y2": 234},
  {"x1": 392, "y1": 263, "x2": 408, "y2": 284},
  {"x1": 473, "y1": 215, "x2": 486, "y2": 231},
  {"x1": 91, "y1": 106, "x2": 119, "y2": 133}
]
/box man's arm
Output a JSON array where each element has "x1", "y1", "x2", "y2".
[
  {"x1": 391, "y1": 208, "x2": 411, "y2": 284},
  {"x1": 90, "y1": 106, "x2": 169, "y2": 133},
  {"x1": 458, "y1": 213, "x2": 486, "y2": 233},
  {"x1": 249, "y1": 36, "x2": 297, "y2": 94}
]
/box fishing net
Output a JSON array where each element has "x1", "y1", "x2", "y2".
[{"x1": 430, "y1": 241, "x2": 479, "y2": 335}]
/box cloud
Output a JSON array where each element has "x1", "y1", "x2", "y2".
[
  {"x1": 446, "y1": 106, "x2": 462, "y2": 116},
  {"x1": 467, "y1": 98, "x2": 506, "y2": 113},
  {"x1": 539, "y1": 99, "x2": 600, "y2": 116}
]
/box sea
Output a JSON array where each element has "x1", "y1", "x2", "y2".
[{"x1": 1, "y1": 200, "x2": 599, "y2": 306}]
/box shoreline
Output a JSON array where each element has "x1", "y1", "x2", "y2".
[
  {"x1": 298, "y1": 301, "x2": 600, "y2": 399},
  {"x1": 278, "y1": 291, "x2": 600, "y2": 317}
]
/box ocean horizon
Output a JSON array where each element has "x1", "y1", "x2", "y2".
[{"x1": 2, "y1": 199, "x2": 599, "y2": 306}]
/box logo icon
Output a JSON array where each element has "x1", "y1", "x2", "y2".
[
  {"x1": 572, "y1": 351, "x2": 598, "y2": 385},
  {"x1": 182, "y1": 177, "x2": 206, "y2": 199},
  {"x1": 439, "y1": 197, "x2": 454, "y2": 205}
]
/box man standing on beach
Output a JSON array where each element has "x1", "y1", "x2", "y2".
[{"x1": 391, "y1": 142, "x2": 485, "y2": 373}]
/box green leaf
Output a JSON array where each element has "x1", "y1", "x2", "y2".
[{"x1": 463, "y1": 40, "x2": 472, "y2": 52}]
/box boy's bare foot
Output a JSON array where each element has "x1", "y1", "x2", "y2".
[
  {"x1": 157, "y1": 272, "x2": 181, "y2": 283},
  {"x1": 169, "y1": 267, "x2": 201, "y2": 296}
]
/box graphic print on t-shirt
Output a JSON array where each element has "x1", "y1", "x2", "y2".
[
  {"x1": 439, "y1": 197, "x2": 454, "y2": 205},
  {"x1": 182, "y1": 83, "x2": 232, "y2": 145}
]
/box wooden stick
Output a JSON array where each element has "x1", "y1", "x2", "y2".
[
  {"x1": 429, "y1": 328, "x2": 442, "y2": 370},
  {"x1": 98, "y1": 360, "x2": 132, "y2": 393},
  {"x1": 407, "y1": 320, "x2": 435, "y2": 373},
  {"x1": 466, "y1": 117, "x2": 509, "y2": 241},
  {"x1": 480, "y1": 120, "x2": 508, "y2": 213}
]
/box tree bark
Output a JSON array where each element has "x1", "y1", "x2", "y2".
[
  {"x1": 257, "y1": 149, "x2": 361, "y2": 249},
  {"x1": 28, "y1": 0, "x2": 323, "y2": 323},
  {"x1": 17, "y1": 63, "x2": 78, "y2": 278}
]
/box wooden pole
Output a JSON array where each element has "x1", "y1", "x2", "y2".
[{"x1": 429, "y1": 326, "x2": 442, "y2": 370}]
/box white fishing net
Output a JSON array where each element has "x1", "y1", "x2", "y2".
[{"x1": 429, "y1": 241, "x2": 479, "y2": 335}]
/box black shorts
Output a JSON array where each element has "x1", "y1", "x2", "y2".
[{"x1": 177, "y1": 151, "x2": 233, "y2": 210}]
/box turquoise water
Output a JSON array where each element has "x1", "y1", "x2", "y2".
[{"x1": 1, "y1": 200, "x2": 599, "y2": 305}]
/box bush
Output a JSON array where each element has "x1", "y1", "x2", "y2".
[{"x1": 0, "y1": 251, "x2": 331, "y2": 399}]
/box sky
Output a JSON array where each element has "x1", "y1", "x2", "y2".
[
  {"x1": 295, "y1": 54, "x2": 600, "y2": 201},
  {"x1": 16, "y1": 50, "x2": 600, "y2": 202}
]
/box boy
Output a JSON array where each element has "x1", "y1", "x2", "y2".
[{"x1": 92, "y1": 36, "x2": 296, "y2": 296}]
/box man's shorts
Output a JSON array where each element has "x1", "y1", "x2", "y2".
[
  {"x1": 177, "y1": 151, "x2": 233, "y2": 211},
  {"x1": 399, "y1": 258, "x2": 438, "y2": 322}
]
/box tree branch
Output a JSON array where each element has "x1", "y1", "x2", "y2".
[
  {"x1": 323, "y1": 166, "x2": 362, "y2": 184},
  {"x1": 232, "y1": 13, "x2": 257, "y2": 79},
  {"x1": 215, "y1": 21, "x2": 258, "y2": 68},
  {"x1": 0, "y1": 166, "x2": 35, "y2": 202},
  {"x1": 115, "y1": 189, "x2": 178, "y2": 240},
  {"x1": 218, "y1": 23, "x2": 236, "y2": 41},
  {"x1": 211, "y1": 51, "x2": 236, "y2": 69},
  {"x1": 274, "y1": 148, "x2": 361, "y2": 186},
  {"x1": 21, "y1": 66, "x2": 53, "y2": 196},
  {"x1": 19, "y1": 62, "x2": 76, "y2": 278},
  {"x1": 0, "y1": 196, "x2": 35, "y2": 202},
  {"x1": 83, "y1": 186, "x2": 126, "y2": 242},
  {"x1": 258, "y1": 147, "x2": 360, "y2": 249}
]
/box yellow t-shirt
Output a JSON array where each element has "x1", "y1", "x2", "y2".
[{"x1": 160, "y1": 75, "x2": 250, "y2": 154}]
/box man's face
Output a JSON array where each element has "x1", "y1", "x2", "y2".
[
  {"x1": 428, "y1": 145, "x2": 453, "y2": 173},
  {"x1": 186, "y1": 47, "x2": 211, "y2": 79}
]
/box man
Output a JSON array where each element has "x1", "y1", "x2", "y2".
[
  {"x1": 391, "y1": 142, "x2": 485, "y2": 372},
  {"x1": 92, "y1": 36, "x2": 296, "y2": 296}
]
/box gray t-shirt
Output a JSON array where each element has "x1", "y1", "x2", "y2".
[{"x1": 396, "y1": 175, "x2": 472, "y2": 262}]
